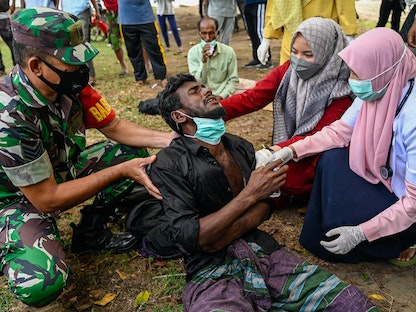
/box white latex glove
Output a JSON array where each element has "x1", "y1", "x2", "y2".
[
  {"x1": 257, "y1": 38, "x2": 271, "y2": 65},
  {"x1": 270, "y1": 147, "x2": 293, "y2": 165},
  {"x1": 255, "y1": 148, "x2": 273, "y2": 169},
  {"x1": 320, "y1": 225, "x2": 366, "y2": 255},
  {"x1": 255, "y1": 147, "x2": 293, "y2": 169}
]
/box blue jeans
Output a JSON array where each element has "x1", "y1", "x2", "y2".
[{"x1": 157, "y1": 14, "x2": 182, "y2": 48}]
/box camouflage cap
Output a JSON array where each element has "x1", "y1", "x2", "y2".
[{"x1": 11, "y1": 7, "x2": 99, "y2": 65}]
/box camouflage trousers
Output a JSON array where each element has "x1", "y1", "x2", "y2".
[
  {"x1": 0, "y1": 141, "x2": 149, "y2": 306},
  {"x1": 106, "y1": 10, "x2": 122, "y2": 51}
]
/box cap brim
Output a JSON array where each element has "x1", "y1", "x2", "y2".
[{"x1": 47, "y1": 41, "x2": 99, "y2": 65}]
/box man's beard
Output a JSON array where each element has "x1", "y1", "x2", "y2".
[{"x1": 187, "y1": 105, "x2": 226, "y2": 119}]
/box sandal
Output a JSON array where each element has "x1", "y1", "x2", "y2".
[
  {"x1": 119, "y1": 70, "x2": 128, "y2": 78},
  {"x1": 388, "y1": 245, "x2": 416, "y2": 267}
]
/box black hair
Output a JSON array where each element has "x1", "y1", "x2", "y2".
[
  {"x1": 12, "y1": 40, "x2": 52, "y2": 68},
  {"x1": 158, "y1": 74, "x2": 197, "y2": 134}
]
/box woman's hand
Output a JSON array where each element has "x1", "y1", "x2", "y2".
[{"x1": 320, "y1": 225, "x2": 366, "y2": 254}]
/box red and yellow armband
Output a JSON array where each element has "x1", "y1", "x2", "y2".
[{"x1": 79, "y1": 84, "x2": 117, "y2": 128}]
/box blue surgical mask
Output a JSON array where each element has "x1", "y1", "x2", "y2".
[
  {"x1": 348, "y1": 78, "x2": 387, "y2": 101},
  {"x1": 176, "y1": 111, "x2": 226, "y2": 145},
  {"x1": 348, "y1": 47, "x2": 406, "y2": 102},
  {"x1": 290, "y1": 55, "x2": 321, "y2": 80}
]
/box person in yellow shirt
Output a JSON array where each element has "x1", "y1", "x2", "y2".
[{"x1": 258, "y1": 0, "x2": 358, "y2": 65}]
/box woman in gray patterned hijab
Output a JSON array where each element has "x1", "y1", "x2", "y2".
[
  {"x1": 273, "y1": 17, "x2": 352, "y2": 144},
  {"x1": 220, "y1": 16, "x2": 353, "y2": 208}
]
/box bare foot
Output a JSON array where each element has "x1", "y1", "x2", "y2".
[
  {"x1": 396, "y1": 246, "x2": 416, "y2": 261},
  {"x1": 136, "y1": 79, "x2": 147, "y2": 87},
  {"x1": 264, "y1": 226, "x2": 278, "y2": 235},
  {"x1": 160, "y1": 78, "x2": 167, "y2": 88}
]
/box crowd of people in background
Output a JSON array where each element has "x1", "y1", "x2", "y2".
[
  {"x1": 3, "y1": 1, "x2": 416, "y2": 83},
  {"x1": 1, "y1": 0, "x2": 416, "y2": 310}
]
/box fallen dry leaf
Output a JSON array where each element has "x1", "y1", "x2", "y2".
[
  {"x1": 94, "y1": 293, "x2": 117, "y2": 306},
  {"x1": 369, "y1": 294, "x2": 387, "y2": 301},
  {"x1": 116, "y1": 269, "x2": 128, "y2": 280}
]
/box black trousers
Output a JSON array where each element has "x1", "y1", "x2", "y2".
[
  {"x1": 244, "y1": 3, "x2": 270, "y2": 62},
  {"x1": 400, "y1": 5, "x2": 416, "y2": 41},
  {"x1": 376, "y1": 0, "x2": 404, "y2": 32},
  {"x1": 121, "y1": 22, "x2": 167, "y2": 81}
]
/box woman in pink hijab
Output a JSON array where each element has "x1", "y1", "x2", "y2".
[{"x1": 285, "y1": 27, "x2": 416, "y2": 264}]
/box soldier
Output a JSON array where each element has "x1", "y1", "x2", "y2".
[{"x1": 0, "y1": 7, "x2": 174, "y2": 307}]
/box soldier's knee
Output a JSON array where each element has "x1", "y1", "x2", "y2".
[
  {"x1": 5, "y1": 250, "x2": 69, "y2": 307},
  {"x1": 10, "y1": 268, "x2": 68, "y2": 307}
]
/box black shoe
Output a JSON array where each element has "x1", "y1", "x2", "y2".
[
  {"x1": 257, "y1": 62, "x2": 273, "y2": 70},
  {"x1": 70, "y1": 204, "x2": 138, "y2": 253},
  {"x1": 243, "y1": 60, "x2": 261, "y2": 68},
  {"x1": 71, "y1": 224, "x2": 138, "y2": 253}
]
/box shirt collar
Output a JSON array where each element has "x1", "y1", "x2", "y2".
[
  {"x1": 177, "y1": 135, "x2": 207, "y2": 155},
  {"x1": 177, "y1": 133, "x2": 237, "y2": 155},
  {"x1": 215, "y1": 42, "x2": 222, "y2": 54}
]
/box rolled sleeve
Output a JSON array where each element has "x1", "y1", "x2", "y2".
[{"x1": 3, "y1": 151, "x2": 53, "y2": 187}]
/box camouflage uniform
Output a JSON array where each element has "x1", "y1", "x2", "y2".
[{"x1": 0, "y1": 8, "x2": 148, "y2": 306}]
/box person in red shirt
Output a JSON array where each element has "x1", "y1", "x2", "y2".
[{"x1": 220, "y1": 17, "x2": 354, "y2": 210}]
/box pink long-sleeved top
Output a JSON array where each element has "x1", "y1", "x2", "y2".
[{"x1": 292, "y1": 85, "x2": 416, "y2": 242}]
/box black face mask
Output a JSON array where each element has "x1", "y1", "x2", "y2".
[{"x1": 37, "y1": 57, "x2": 90, "y2": 95}]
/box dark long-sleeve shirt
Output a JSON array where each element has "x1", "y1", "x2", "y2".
[{"x1": 149, "y1": 133, "x2": 277, "y2": 276}]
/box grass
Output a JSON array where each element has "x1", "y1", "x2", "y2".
[
  {"x1": 146, "y1": 258, "x2": 186, "y2": 311},
  {"x1": 0, "y1": 284, "x2": 15, "y2": 311}
]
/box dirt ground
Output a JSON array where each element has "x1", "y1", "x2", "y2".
[{"x1": 5, "y1": 1, "x2": 416, "y2": 311}]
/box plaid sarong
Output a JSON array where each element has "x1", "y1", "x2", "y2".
[{"x1": 183, "y1": 239, "x2": 378, "y2": 312}]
